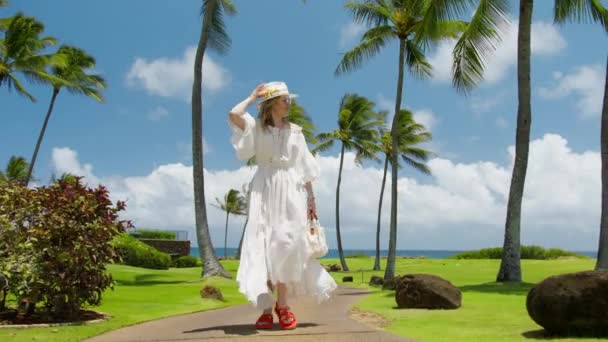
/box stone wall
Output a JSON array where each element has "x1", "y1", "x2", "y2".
[{"x1": 139, "y1": 239, "x2": 191, "y2": 257}]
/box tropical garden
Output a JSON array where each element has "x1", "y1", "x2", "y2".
[{"x1": 0, "y1": 0, "x2": 607, "y2": 341}]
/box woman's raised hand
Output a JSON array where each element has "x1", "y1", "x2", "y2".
[{"x1": 250, "y1": 83, "x2": 266, "y2": 100}]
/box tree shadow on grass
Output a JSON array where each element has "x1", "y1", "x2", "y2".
[
  {"x1": 184, "y1": 323, "x2": 320, "y2": 336},
  {"x1": 523, "y1": 329, "x2": 608, "y2": 340},
  {"x1": 459, "y1": 281, "x2": 536, "y2": 296},
  {"x1": 115, "y1": 274, "x2": 189, "y2": 286}
]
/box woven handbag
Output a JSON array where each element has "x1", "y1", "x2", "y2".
[{"x1": 306, "y1": 218, "x2": 328, "y2": 258}]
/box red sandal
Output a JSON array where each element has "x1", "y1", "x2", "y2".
[
  {"x1": 275, "y1": 304, "x2": 297, "y2": 330},
  {"x1": 255, "y1": 313, "x2": 273, "y2": 329}
]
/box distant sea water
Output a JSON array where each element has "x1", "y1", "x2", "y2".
[{"x1": 190, "y1": 247, "x2": 597, "y2": 259}]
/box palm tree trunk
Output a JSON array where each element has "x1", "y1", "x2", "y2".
[
  {"x1": 25, "y1": 87, "x2": 59, "y2": 186},
  {"x1": 596, "y1": 55, "x2": 608, "y2": 271},
  {"x1": 374, "y1": 156, "x2": 389, "y2": 271},
  {"x1": 497, "y1": 0, "x2": 533, "y2": 282},
  {"x1": 236, "y1": 216, "x2": 248, "y2": 260},
  {"x1": 384, "y1": 38, "x2": 406, "y2": 281},
  {"x1": 192, "y1": 2, "x2": 230, "y2": 279},
  {"x1": 336, "y1": 143, "x2": 349, "y2": 271},
  {"x1": 224, "y1": 211, "x2": 229, "y2": 259}
]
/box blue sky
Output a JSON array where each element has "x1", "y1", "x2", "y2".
[{"x1": 1, "y1": 1, "x2": 606, "y2": 251}]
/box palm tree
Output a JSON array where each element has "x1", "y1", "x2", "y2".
[
  {"x1": 314, "y1": 94, "x2": 382, "y2": 271},
  {"x1": 372, "y1": 109, "x2": 433, "y2": 271},
  {"x1": 0, "y1": 13, "x2": 66, "y2": 101},
  {"x1": 553, "y1": 0, "x2": 608, "y2": 270},
  {"x1": 0, "y1": 156, "x2": 31, "y2": 184},
  {"x1": 235, "y1": 182, "x2": 251, "y2": 260},
  {"x1": 24, "y1": 45, "x2": 106, "y2": 187},
  {"x1": 0, "y1": 1, "x2": 11, "y2": 31},
  {"x1": 192, "y1": 0, "x2": 236, "y2": 278},
  {"x1": 495, "y1": 0, "x2": 533, "y2": 282},
  {"x1": 289, "y1": 100, "x2": 317, "y2": 145},
  {"x1": 337, "y1": 0, "x2": 508, "y2": 280},
  {"x1": 212, "y1": 189, "x2": 247, "y2": 259}
]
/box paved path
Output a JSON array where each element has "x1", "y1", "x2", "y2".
[{"x1": 85, "y1": 286, "x2": 415, "y2": 342}]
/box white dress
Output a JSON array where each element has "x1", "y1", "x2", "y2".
[{"x1": 229, "y1": 112, "x2": 337, "y2": 310}]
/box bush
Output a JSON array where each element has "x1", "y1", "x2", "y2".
[
  {"x1": 450, "y1": 245, "x2": 586, "y2": 260},
  {"x1": 173, "y1": 255, "x2": 199, "y2": 268},
  {"x1": 345, "y1": 253, "x2": 370, "y2": 259},
  {"x1": 0, "y1": 179, "x2": 130, "y2": 319},
  {"x1": 112, "y1": 234, "x2": 172, "y2": 270},
  {"x1": 131, "y1": 229, "x2": 176, "y2": 240}
]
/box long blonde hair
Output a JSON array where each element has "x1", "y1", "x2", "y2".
[{"x1": 258, "y1": 97, "x2": 289, "y2": 132}]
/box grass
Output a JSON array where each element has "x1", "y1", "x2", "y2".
[
  {"x1": 323, "y1": 257, "x2": 600, "y2": 342},
  {"x1": 0, "y1": 256, "x2": 600, "y2": 342},
  {"x1": 0, "y1": 260, "x2": 245, "y2": 342}
]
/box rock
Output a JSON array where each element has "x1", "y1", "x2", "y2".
[
  {"x1": 200, "y1": 285, "x2": 224, "y2": 301},
  {"x1": 369, "y1": 275, "x2": 384, "y2": 287},
  {"x1": 526, "y1": 270, "x2": 608, "y2": 335},
  {"x1": 324, "y1": 264, "x2": 342, "y2": 272},
  {"x1": 394, "y1": 274, "x2": 461, "y2": 309},
  {"x1": 343, "y1": 276, "x2": 353, "y2": 282},
  {"x1": 382, "y1": 278, "x2": 397, "y2": 291}
]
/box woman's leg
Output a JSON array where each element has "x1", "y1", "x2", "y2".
[{"x1": 276, "y1": 282, "x2": 288, "y2": 307}]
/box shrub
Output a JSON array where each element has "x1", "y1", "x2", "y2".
[
  {"x1": 450, "y1": 245, "x2": 586, "y2": 260},
  {"x1": 345, "y1": 253, "x2": 370, "y2": 259},
  {"x1": 131, "y1": 229, "x2": 176, "y2": 240},
  {"x1": 0, "y1": 179, "x2": 130, "y2": 319},
  {"x1": 173, "y1": 255, "x2": 199, "y2": 268},
  {"x1": 112, "y1": 234, "x2": 172, "y2": 270}
]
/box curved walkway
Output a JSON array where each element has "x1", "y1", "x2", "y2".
[{"x1": 85, "y1": 286, "x2": 414, "y2": 342}]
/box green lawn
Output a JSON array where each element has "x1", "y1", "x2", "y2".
[
  {"x1": 0, "y1": 257, "x2": 600, "y2": 342},
  {"x1": 327, "y1": 256, "x2": 600, "y2": 342},
  {"x1": 0, "y1": 260, "x2": 246, "y2": 342}
]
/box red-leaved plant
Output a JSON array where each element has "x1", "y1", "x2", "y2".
[{"x1": 0, "y1": 177, "x2": 131, "y2": 319}]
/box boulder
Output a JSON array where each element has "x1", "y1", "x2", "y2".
[
  {"x1": 395, "y1": 274, "x2": 461, "y2": 309},
  {"x1": 324, "y1": 264, "x2": 342, "y2": 272},
  {"x1": 382, "y1": 278, "x2": 397, "y2": 291},
  {"x1": 526, "y1": 270, "x2": 608, "y2": 335},
  {"x1": 200, "y1": 285, "x2": 224, "y2": 301},
  {"x1": 369, "y1": 275, "x2": 384, "y2": 287},
  {"x1": 343, "y1": 276, "x2": 353, "y2": 282}
]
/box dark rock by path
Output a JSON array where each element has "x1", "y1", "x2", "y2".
[
  {"x1": 527, "y1": 270, "x2": 608, "y2": 336},
  {"x1": 395, "y1": 274, "x2": 461, "y2": 310}
]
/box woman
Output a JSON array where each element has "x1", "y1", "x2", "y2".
[{"x1": 228, "y1": 81, "x2": 337, "y2": 330}]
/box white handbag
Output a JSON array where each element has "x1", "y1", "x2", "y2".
[{"x1": 306, "y1": 218, "x2": 328, "y2": 258}]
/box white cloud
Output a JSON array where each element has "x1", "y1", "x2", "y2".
[
  {"x1": 413, "y1": 109, "x2": 438, "y2": 131},
  {"x1": 539, "y1": 64, "x2": 604, "y2": 118},
  {"x1": 428, "y1": 20, "x2": 566, "y2": 85},
  {"x1": 126, "y1": 46, "x2": 231, "y2": 101},
  {"x1": 51, "y1": 134, "x2": 601, "y2": 251},
  {"x1": 339, "y1": 22, "x2": 366, "y2": 48},
  {"x1": 147, "y1": 106, "x2": 169, "y2": 121}
]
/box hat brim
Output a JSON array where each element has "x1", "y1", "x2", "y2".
[{"x1": 260, "y1": 93, "x2": 298, "y2": 102}]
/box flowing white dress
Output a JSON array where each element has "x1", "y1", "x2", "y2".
[{"x1": 229, "y1": 112, "x2": 337, "y2": 310}]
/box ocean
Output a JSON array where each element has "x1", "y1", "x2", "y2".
[{"x1": 190, "y1": 247, "x2": 597, "y2": 259}]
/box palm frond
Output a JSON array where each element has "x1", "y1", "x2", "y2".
[
  {"x1": 405, "y1": 39, "x2": 433, "y2": 79},
  {"x1": 345, "y1": 1, "x2": 392, "y2": 26},
  {"x1": 401, "y1": 155, "x2": 432, "y2": 175},
  {"x1": 452, "y1": 0, "x2": 509, "y2": 94},
  {"x1": 6, "y1": 72, "x2": 35, "y2": 101},
  {"x1": 202, "y1": 0, "x2": 232, "y2": 54},
  {"x1": 554, "y1": 0, "x2": 608, "y2": 32},
  {"x1": 335, "y1": 29, "x2": 392, "y2": 75}
]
